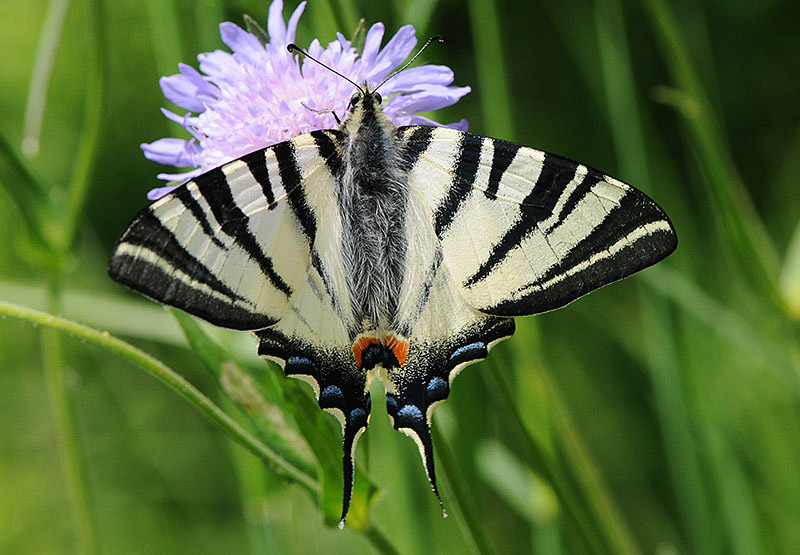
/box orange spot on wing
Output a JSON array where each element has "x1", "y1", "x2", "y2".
[
  {"x1": 352, "y1": 336, "x2": 380, "y2": 368},
  {"x1": 384, "y1": 334, "x2": 410, "y2": 366}
]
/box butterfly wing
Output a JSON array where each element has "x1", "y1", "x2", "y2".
[
  {"x1": 382, "y1": 125, "x2": 677, "y2": 497},
  {"x1": 109, "y1": 130, "x2": 370, "y2": 524},
  {"x1": 402, "y1": 126, "x2": 677, "y2": 316},
  {"x1": 110, "y1": 134, "x2": 329, "y2": 328}
]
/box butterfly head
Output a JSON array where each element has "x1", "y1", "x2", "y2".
[
  {"x1": 347, "y1": 88, "x2": 382, "y2": 114},
  {"x1": 338, "y1": 85, "x2": 395, "y2": 142}
]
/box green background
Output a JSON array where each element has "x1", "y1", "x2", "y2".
[{"x1": 2, "y1": 0, "x2": 800, "y2": 553}]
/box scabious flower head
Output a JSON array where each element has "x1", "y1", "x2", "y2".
[{"x1": 142, "y1": 0, "x2": 471, "y2": 199}]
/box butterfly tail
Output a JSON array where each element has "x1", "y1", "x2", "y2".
[
  {"x1": 257, "y1": 330, "x2": 371, "y2": 528},
  {"x1": 298, "y1": 358, "x2": 371, "y2": 529},
  {"x1": 338, "y1": 404, "x2": 369, "y2": 528},
  {"x1": 386, "y1": 367, "x2": 451, "y2": 516}
]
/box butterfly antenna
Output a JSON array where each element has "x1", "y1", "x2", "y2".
[
  {"x1": 374, "y1": 35, "x2": 444, "y2": 93},
  {"x1": 287, "y1": 43, "x2": 365, "y2": 94}
]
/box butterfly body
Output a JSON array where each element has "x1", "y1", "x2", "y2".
[
  {"x1": 109, "y1": 87, "x2": 676, "y2": 526},
  {"x1": 337, "y1": 90, "x2": 409, "y2": 334}
]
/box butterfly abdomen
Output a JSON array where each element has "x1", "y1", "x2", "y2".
[{"x1": 338, "y1": 91, "x2": 409, "y2": 332}]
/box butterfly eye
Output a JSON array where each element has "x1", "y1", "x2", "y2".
[
  {"x1": 349, "y1": 92, "x2": 360, "y2": 109},
  {"x1": 374, "y1": 92, "x2": 383, "y2": 104}
]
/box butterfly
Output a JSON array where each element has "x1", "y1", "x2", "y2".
[{"x1": 108, "y1": 41, "x2": 677, "y2": 527}]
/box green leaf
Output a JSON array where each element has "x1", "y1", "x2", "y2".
[
  {"x1": 243, "y1": 13, "x2": 270, "y2": 46},
  {"x1": 171, "y1": 310, "x2": 318, "y2": 480}
]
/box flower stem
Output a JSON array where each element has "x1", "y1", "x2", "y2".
[{"x1": 0, "y1": 299, "x2": 317, "y2": 493}]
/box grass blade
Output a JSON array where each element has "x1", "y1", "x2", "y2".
[
  {"x1": 0, "y1": 299, "x2": 317, "y2": 493},
  {"x1": 22, "y1": 0, "x2": 71, "y2": 157},
  {"x1": 465, "y1": 0, "x2": 514, "y2": 138},
  {"x1": 642, "y1": 0, "x2": 781, "y2": 305}
]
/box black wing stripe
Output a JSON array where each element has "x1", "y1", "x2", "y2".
[
  {"x1": 463, "y1": 155, "x2": 579, "y2": 287},
  {"x1": 485, "y1": 138, "x2": 520, "y2": 198},
  {"x1": 274, "y1": 141, "x2": 317, "y2": 242},
  {"x1": 111, "y1": 250, "x2": 276, "y2": 330},
  {"x1": 488, "y1": 193, "x2": 676, "y2": 315},
  {"x1": 434, "y1": 132, "x2": 483, "y2": 239},
  {"x1": 194, "y1": 166, "x2": 293, "y2": 297},
  {"x1": 172, "y1": 186, "x2": 227, "y2": 250},
  {"x1": 243, "y1": 148, "x2": 276, "y2": 209},
  {"x1": 523, "y1": 153, "x2": 579, "y2": 218},
  {"x1": 534, "y1": 190, "x2": 671, "y2": 287},
  {"x1": 547, "y1": 169, "x2": 602, "y2": 233},
  {"x1": 110, "y1": 211, "x2": 248, "y2": 306},
  {"x1": 398, "y1": 126, "x2": 434, "y2": 172},
  {"x1": 311, "y1": 130, "x2": 343, "y2": 177}
]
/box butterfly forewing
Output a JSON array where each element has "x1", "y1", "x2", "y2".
[
  {"x1": 110, "y1": 132, "x2": 351, "y2": 332},
  {"x1": 401, "y1": 126, "x2": 677, "y2": 317}
]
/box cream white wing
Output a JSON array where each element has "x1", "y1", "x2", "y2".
[{"x1": 398, "y1": 125, "x2": 677, "y2": 317}]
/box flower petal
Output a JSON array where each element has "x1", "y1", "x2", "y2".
[
  {"x1": 147, "y1": 184, "x2": 182, "y2": 200},
  {"x1": 285, "y1": 1, "x2": 306, "y2": 45},
  {"x1": 381, "y1": 65, "x2": 455, "y2": 92},
  {"x1": 141, "y1": 138, "x2": 195, "y2": 166},
  {"x1": 375, "y1": 24, "x2": 417, "y2": 70},
  {"x1": 197, "y1": 50, "x2": 239, "y2": 80},
  {"x1": 155, "y1": 168, "x2": 202, "y2": 182},
  {"x1": 220, "y1": 22, "x2": 265, "y2": 64},
  {"x1": 267, "y1": 0, "x2": 287, "y2": 44},
  {"x1": 405, "y1": 114, "x2": 469, "y2": 131},
  {"x1": 143, "y1": 0, "x2": 470, "y2": 184},
  {"x1": 159, "y1": 65, "x2": 219, "y2": 112},
  {"x1": 159, "y1": 108, "x2": 181, "y2": 125},
  {"x1": 360, "y1": 23, "x2": 385, "y2": 65},
  {"x1": 387, "y1": 85, "x2": 471, "y2": 119}
]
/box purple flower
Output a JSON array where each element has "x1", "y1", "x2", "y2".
[{"x1": 142, "y1": 0, "x2": 471, "y2": 199}]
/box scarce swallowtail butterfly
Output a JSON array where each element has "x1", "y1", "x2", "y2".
[{"x1": 108, "y1": 38, "x2": 677, "y2": 527}]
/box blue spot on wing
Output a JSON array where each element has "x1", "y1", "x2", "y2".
[
  {"x1": 425, "y1": 377, "x2": 449, "y2": 404},
  {"x1": 286, "y1": 356, "x2": 315, "y2": 375},
  {"x1": 350, "y1": 407, "x2": 367, "y2": 424},
  {"x1": 397, "y1": 404, "x2": 424, "y2": 422},
  {"x1": 426, "y1": 377, "x2": 447, "y2": 393},
  {"x1": 448, "y1": 341, "x2": 487, "y2": 369},
  {"x1": 449, "y1": 342, "x2": 485, "y2": 360},
  {"x1": 320, "y1": 385, "x2": 344, "y2": 404}
]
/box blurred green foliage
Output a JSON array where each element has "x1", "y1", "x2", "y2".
[{"x1": 2, "y1": 0, "x2": 800, "y2": 553}]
